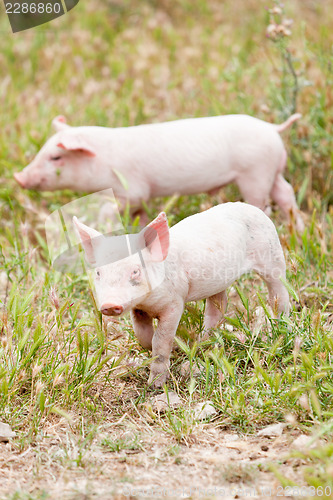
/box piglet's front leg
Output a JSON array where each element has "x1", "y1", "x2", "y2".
[
  {"x1": 131, "y1": 309, "x2": 154, "y2": 350},
  {"x1": 148, "y1": 301, "x2": 184, "y2": 388}
]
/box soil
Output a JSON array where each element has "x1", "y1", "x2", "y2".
[{"x1": 0, "y1": 424, "x2": 311, "y2": 500}]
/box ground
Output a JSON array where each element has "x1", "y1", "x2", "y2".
[{"x1": 0, "y1": 416, "x2": 322, "y2": 499}]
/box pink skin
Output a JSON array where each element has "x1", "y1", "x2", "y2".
[
  {"x1": 73, "y1": 202, "x2": 289, "y2": 388},
  {"x1": 15, "y1": 113, "x2": 304, "y2": 231}
]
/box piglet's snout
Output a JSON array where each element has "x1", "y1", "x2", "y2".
[
  {"x1": 14, "y1": 172, "x2": 26, "y2": 188},
  {"x1": 100, "y1": 304, "x2": 124, "y2": 316}
]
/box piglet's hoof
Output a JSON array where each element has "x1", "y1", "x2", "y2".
[{"x1": 148, "y1": 369, "x2": 169, "y2": 388}]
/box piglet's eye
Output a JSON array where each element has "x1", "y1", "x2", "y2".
[
  {"x1": 51, "y1": 156, "x2": 62, "y2": 161},
  {"x1": 96, "y1": 270, "x2": 100, "y2": 277},
  {"x1": 130, "y1": 268, "x2": 141, "y2": 280}
]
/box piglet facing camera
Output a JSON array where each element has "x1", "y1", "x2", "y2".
[
  {"x1": 73, "y1": 213, "x2": 167, "y2": 318},
  {"x1": 73, "y1": 202, "x2": 289, "y2": 388}
]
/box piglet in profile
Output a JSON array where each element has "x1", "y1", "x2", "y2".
[
  {"x1": 15, "y1": 113, "x2": 304, "y2": 230},
  {"x1": 73, "y1": 202, "x2": 289, "y2": 387}
]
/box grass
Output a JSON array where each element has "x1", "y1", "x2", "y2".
[{"x1": 0, "y1": 0, "x2": 333, "y2": 497}]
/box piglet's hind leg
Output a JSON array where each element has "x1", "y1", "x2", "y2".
[
  {"x1": 265, "y1": 277, "x2": 290, "y2": 316},
  {"x1": 270, "y1": 174, "x2": 304, "y2": 232},
  {"x1": 201, "y1": 291, "x2": 227, "y2": 340}
]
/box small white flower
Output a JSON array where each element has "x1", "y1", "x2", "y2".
[
  {"x1": 276, "y1": 24, "x2": 286, "y2": 34},
  {"x1": 282, "y1": 18, "x2": 294, "y2": 27},
  {"x1": 266, "y1": 24, "x2": 277, "y2": 36}
]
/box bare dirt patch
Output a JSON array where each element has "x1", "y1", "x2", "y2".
[{"x1": 0, "y1": 423, "x2": 311, "y2": 500}]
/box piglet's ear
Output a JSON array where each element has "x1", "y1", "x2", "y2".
[
  {"x1": 73, "y1": 216, "x2": 103, "y2": 266},
  {"x1": 57, "y1": 132, "x2": 96, "y2": 157},
  {"x1": 52, "y1": 115, "x2": 70, "y2": 132},
  {"x1": 142, "y1": 212, "x2": 169, "y2": 262}
]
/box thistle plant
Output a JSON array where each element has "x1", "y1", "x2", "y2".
[{"x1": 266, "y1": 2, "x2": 300, "y2": 115}]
